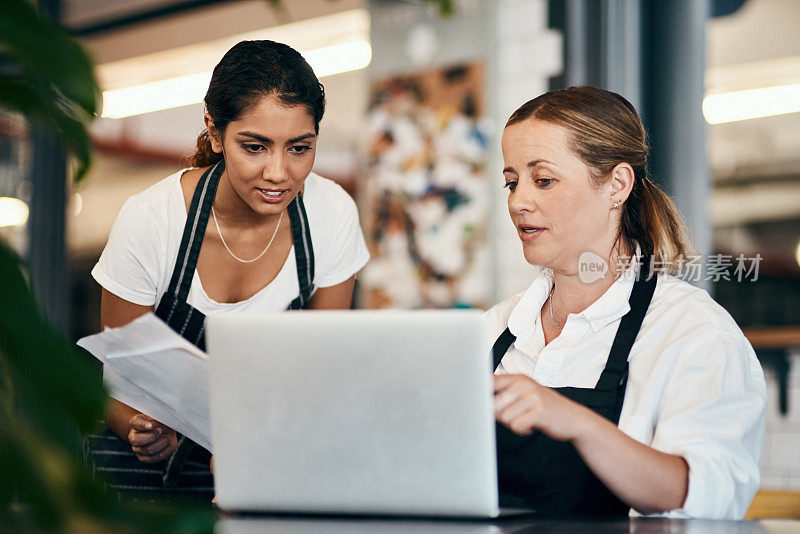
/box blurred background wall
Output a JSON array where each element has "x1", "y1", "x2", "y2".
[{"x1": 0, "y1": 0, "x2": 799, "y2": 506}]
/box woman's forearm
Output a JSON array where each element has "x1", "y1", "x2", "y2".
[
  {"x1": 572, "y1": 411, "x2": 689, "y2": 514},
  {"x1": 100, "y1": 291, "x2": 151, "y2": 445},
  {"x1": 104, "y1": 398, "x2": 139, "y2": 443}
]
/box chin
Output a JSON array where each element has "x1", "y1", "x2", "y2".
[
  {"x1": 521, "y1": 245, "x2": 547, "y2": 268},
  {"x1": 523, "y1": 243, "x2": 571, "y2": 271}
]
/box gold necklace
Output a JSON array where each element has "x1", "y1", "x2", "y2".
[
  {"x1": 548, "y1": 284, "x2": 563, "y2": 332},
  {"x1": 211, "y1": 207, "x2": 283, "y2": 263}
]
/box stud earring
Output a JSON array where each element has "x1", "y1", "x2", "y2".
[{"x1": 613, "y1": 201, "x2": 620, "y2": 209}]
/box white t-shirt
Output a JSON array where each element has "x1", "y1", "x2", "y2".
[
  {"x1": 92, "y1": 169, "x2": 370, "y2": 314},
  {"x1": 486, "y1": 255, "x2": 766, "y2": 520}
]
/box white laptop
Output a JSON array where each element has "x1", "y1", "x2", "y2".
[{"x1": 205, "y1": 310, "x2": 506, "y2": 518}]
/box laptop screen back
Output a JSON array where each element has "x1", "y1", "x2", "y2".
[{"x1": 206, "y1": 310, "x2": 498, "y2": 517}]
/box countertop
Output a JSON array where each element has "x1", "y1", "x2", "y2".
[{"x1": 216, "y1": 515, "x2": 800, "y2": 533}]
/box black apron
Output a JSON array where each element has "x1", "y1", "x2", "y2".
[
  {"x1": 493, "y1": 264, "x2": 657, "y2": 516},
  {"x1": 86, "y1": 161, "x2": 315, "y2": 502}
]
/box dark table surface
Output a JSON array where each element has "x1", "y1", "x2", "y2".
[{"x1": 216, "y1": 515, "x2": 800, "y2": 533}]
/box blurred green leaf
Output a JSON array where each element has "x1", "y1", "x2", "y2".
[
  {"x1": 0, "y1": 0, "x2": 99, "y2": 117},
  {"x1": 424, "y1": 0, "x2": 455, "y2": 16},
  {"x1": 0, "y1": 2, "x2": 210, "y2": 531},
  {"x1": 0, "y1": 243, "x2": 217, "y2": 533},
  {"x1": 0, "y1": 0, "x2": 98, "y2": 181},
  {"x1": 0, "y1": 216, "x2": 104, "y2": 438}
]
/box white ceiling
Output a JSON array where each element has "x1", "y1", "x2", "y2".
[
  {"x1": 707, "y1": 0, "x2": 800, "y2": 67},
  {"x1": 69, "y1": 0, "x2": 365, "y2": 63},
  {"x1": 707, "y1": 0, "x2": 800, "y2": 177},
  {"x1": 706, "y1": 0, "x2": 800, "y2": 242}
]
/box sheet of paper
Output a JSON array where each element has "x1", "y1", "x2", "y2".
[
  {"x1": 78, "y1": 313, "x2": 212, "y2": 452},
  {"x1": 79, "y1": 313, "x2": 207, "y2": 361}
]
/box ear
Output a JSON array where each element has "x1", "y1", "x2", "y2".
[
  {"x1": 204, "y1": 113, "x2": 224, "y2": 154},
  {"x1": 609, "y1": 162, "x2": 635, "y2": 209}
]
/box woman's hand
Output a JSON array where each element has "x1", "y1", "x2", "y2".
[
  {"x1": 495, "y1": 374, "x2": 689, "y2": 513},
  {"x1": 494, "y1": 374, "x2": 597, "y2": 442},
  {"x1": 128, "y1": 413, "x2": 178, "y2": 463}
]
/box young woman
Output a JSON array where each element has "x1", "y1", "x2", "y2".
[
  {"x1": 88, "y1": 40, "x2": 369, "y2": 501},
  {"x1": 489, "y1": 86, "x2": 765, "y2": 519}
]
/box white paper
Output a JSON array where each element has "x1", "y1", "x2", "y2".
[{"x1": 78, "y1": 313, "x2": 212, "y2": 452}]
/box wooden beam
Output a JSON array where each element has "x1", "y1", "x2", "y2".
[
  {"x1": 742, "y1": 326, "x2": 800, "y2": 349},
  {"x1": 746, "y1": 490, "x2": 800, "y2": 519}
]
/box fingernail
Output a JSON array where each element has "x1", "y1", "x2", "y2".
[{"x1": 145, "y1": 422, "x2": 153, "y2": 429}]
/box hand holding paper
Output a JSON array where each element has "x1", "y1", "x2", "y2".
[
  {"x1": 128, "y1": 412, "x2": 178, "y2": 463},
  {"x1": 78, "y1": 313, "x2": 213, "y2": 452}
]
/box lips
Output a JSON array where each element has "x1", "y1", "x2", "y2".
[
  {"x1": 517, "y1": 224, "x2": 545, "y2": 242},
  {"x1": 256, "y1": 187, "x2": 289, "y2": 204}
]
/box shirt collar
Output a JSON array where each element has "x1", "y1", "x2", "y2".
[
  {"x1": 507, "y1": 267, "x2": 554, "y2": 340},
  {"x1": 507, "y1": 244, "x2": 644, "y2": 338}
]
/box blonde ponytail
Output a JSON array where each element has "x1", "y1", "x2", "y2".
[{"x1": 632, "y1": 177, "x2": 695, "y2": 274}]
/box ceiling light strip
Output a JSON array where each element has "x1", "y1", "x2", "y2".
[
  {"x1": 703, "y1": 82, "x2": 800, "y2": 124},
  {"x1": 101, "y1": 40, "x2": 372, "y2": 119}
]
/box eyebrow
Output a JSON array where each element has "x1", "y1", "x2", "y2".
[
  {"x1": 527, "y1": 159, "x2": 555, "y2": 168},
  {"x1": 237, "y1": 131, "x2": 317, "y2": 144},
  {"x1": 503, "y1": 159, "x2": 556, "y2": 174}
]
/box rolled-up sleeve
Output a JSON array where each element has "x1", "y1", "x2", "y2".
[{"x1": 650, "y1": 333, "x2": 766, "y2": 519}]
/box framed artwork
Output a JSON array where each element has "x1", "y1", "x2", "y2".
[{"x1": 361, "y1": 62, "x2": 490, "y2": 309}]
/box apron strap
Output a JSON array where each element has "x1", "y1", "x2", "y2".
[
  {"x1": 163, "y1": 435, "x2": 196, "y2": 487},
  {"x1": 594, "y1": 257, "x2": 657, "y2": 392},
  {"x1": 164, "y1": 161, "x2": 224, "y2": 309},
  {"x1": 492, "y1": 327, "x2": 516, "y2": 372},
  {"x1": 286, "y1": 191, "x2": 315, "y2": 310}
]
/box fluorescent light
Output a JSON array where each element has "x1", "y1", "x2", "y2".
[
  {"x1": 303, "y1": 39, "x2": 372, "y2": 78},
  {"x1": 703, "y1": 82, "x2": 800, "y2": 124},
  {"x1": 101, "y1": 40, "x2": 372, "y2": 119},
  {"x1": 102, "y1": 72, "x2": 212, "y2": 119},
  {"x1": 0, "y1": 197, "x2": 29, "y2": 227}
]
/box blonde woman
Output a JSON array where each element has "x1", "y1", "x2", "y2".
[{"x1": 489, "y1": 86, "x2": 765, "y2": 519}]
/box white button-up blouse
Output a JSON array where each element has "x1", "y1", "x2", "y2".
[{"x1": 486, "y1": 257, "x2": 766, "y2": 520}]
